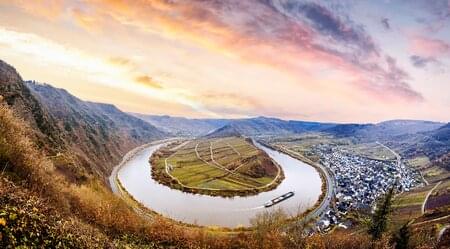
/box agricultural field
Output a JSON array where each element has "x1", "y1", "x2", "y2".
[
  {"x1": 341, "y1": 142, "x2": 396, "y2": 161},
  {"x1": 423, "y1": 165, "x2": 450, "y2": 183},
  {"x1": 390, "y1": 184, "x2": 434, "y2": 229},
  {"x1": 269, "y1": 133, "x2": 395, "y2": 162},
  {"x1": 267, "y1": 133, "x2": 350, "y2": 162},
  {"x1": 425, "y1": 179, "x2": 450, "y2": 211},
  {"x1": 406, "y1": 156, "x2": 431, "y2": 169},
  {"x1": 390, "y1": 177, "x2": 450, "y2": 233},
  {"x1": 150, "y1": 137, "x2": 283, "y2": 196}
]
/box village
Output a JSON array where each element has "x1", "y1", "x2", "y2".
[{"x1": 310, "y1": 143, "x2": 423, "y2": 232}]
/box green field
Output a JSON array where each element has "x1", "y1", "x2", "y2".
[
  {"x1": 151, "y1": 137, "x2": 282, "y2": 196},
  {"x1": 271, "y1": 133, "x2": 395, "y2": 162}
]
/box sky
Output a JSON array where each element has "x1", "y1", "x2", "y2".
[{"x1": 0, "y1": 0, "x2": 449, "y2": 123}]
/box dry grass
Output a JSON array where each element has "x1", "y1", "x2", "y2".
[{"x1": 0, "y1": 103, "x2": 197, "y2": 248}]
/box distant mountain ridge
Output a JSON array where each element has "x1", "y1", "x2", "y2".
[
  {"x1": 138, "y1": 114, "x2": 445, "y2": 141},
  {"x1": 321, "y1": 120, "x2": 444, "y2": 140},
  {"x1": 132, "y1": 113, "x2": 228, "y2": 136},
  {"x1": 138, "y1": 115, "x2": 338, "y2": 137}
]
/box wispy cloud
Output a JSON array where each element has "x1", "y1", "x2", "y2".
[
  {"x1": 410, "y1": 55, "x2": 438, "y2": 68},
  {"x1": 410, "y1": 35, "x2": 450, "y2": 58}
]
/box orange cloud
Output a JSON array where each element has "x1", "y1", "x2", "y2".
[
  {"x1": 107, "y1": 56, "x2": 137, "y2": 70},
  {"x1": 71, "y1": 8, "x2": 103, "y2": 32},
  {"x1": 134, "y1": 75, "x2": 163, "y2": 89}
]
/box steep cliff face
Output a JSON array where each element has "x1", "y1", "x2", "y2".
[{"x1": 0, "y1": 60, "x2": 166, "y2": 181}]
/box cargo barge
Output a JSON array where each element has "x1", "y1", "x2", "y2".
[{"x1": 264, "y1": 191, "x2": 295, "y2": 208}]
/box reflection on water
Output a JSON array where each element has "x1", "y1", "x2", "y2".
[{"x1": 118, "y1": 142, "x2": 322, "y2": 227}]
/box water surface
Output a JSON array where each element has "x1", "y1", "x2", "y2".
[{"x1": 118, "y1": 142, "x2": 322, "y2": 227}]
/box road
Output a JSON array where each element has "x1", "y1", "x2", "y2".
[
  {"x1": 377, "y1": 141, "x2": 431, "y2": 187},
  {"x1": 277, "y1": 145, "x2": 335, "y2": 224},
  {"x1": 376, "y1": 141, "x2": 401, "y2": 169},
  {"x1": 422, "y1": 181, "x2": 442, "y2": 214},
  {"x1": 205, "y1": 140, "x2": 283, "y2": 189},
  {"x1": 438, "y1": 225, "x2": 450, "y2": 244}
]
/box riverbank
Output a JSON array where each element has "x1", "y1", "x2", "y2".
[
  {"x1": 256, "y1": 141, "x2": 333, "y2": 226},
  {"x1": 108, "y1": 139, "x2": 244, "y2": 233}
]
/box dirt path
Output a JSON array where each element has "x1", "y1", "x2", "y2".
[
  {"x1": 412, "y1": 214, "x2": 450, "y2": 227},
  {"x1": 422, "y1": 181, "x2": 442, "y2": 214},
  {"x1": 438, "y1": 225, "x2": 449, "y2": 244},
  {"x1": 227, "y1": 142, "x2": 241, "y2": 156},
  {"x1": 209, "y1": 141, "x2": 272, "y2": 187},
  {"x1": 210, "y1": 140, "x2": 244, "y2": 173},
  {"x1": 170, "y1": 140, "x2": 189, "y2": 151}
]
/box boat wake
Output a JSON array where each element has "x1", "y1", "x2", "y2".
[{"x1": 233, "y1": 206, "x2": 265, "y2": 212}]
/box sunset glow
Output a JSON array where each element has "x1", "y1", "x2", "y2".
[{"x1": 1, "y1": 0, "x2": 449, "y2": 122}]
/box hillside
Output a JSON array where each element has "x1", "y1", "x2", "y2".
[
  {"x1": 0, "y1": 60, "x2": 65, "y2": 151},
  {"x1": 132, "y1": 114, "x2": 227, "y2": 136},
  {"x1": 322, "y1": 120, "x2": 444, "y2": 140},
  {"x1": 135, "y1": 114, "x2": 337, "y2": 137},
  {"x1": 25, "y1": 81, "x2": 166, "y2": 179},
  {"x1": 0, "y1": 60, "x2": 166, "y2": 181},
  {"x1": 322, "y1": 123, "x2": 374, "y2": 138},
  {"x1": 205, "y1": 124, "x2": 242, "y2": 138},
  {"x1": 391, "y1": 122, "x2": 450, "y2": 161},
  {"x1": 432, "y1": 123, "x2": 450, "y2": 143},
  {"x1": 218, "y1": 117, "x2": 337, "y2": 136}
]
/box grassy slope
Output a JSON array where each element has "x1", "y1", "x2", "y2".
[{"x1": 391, "y1": 184, "x2": 434, "y2": 229}]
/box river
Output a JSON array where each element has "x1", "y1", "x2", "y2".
[{"x1": 116, "y1": 141, "x2": 322, "y2": 227}]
